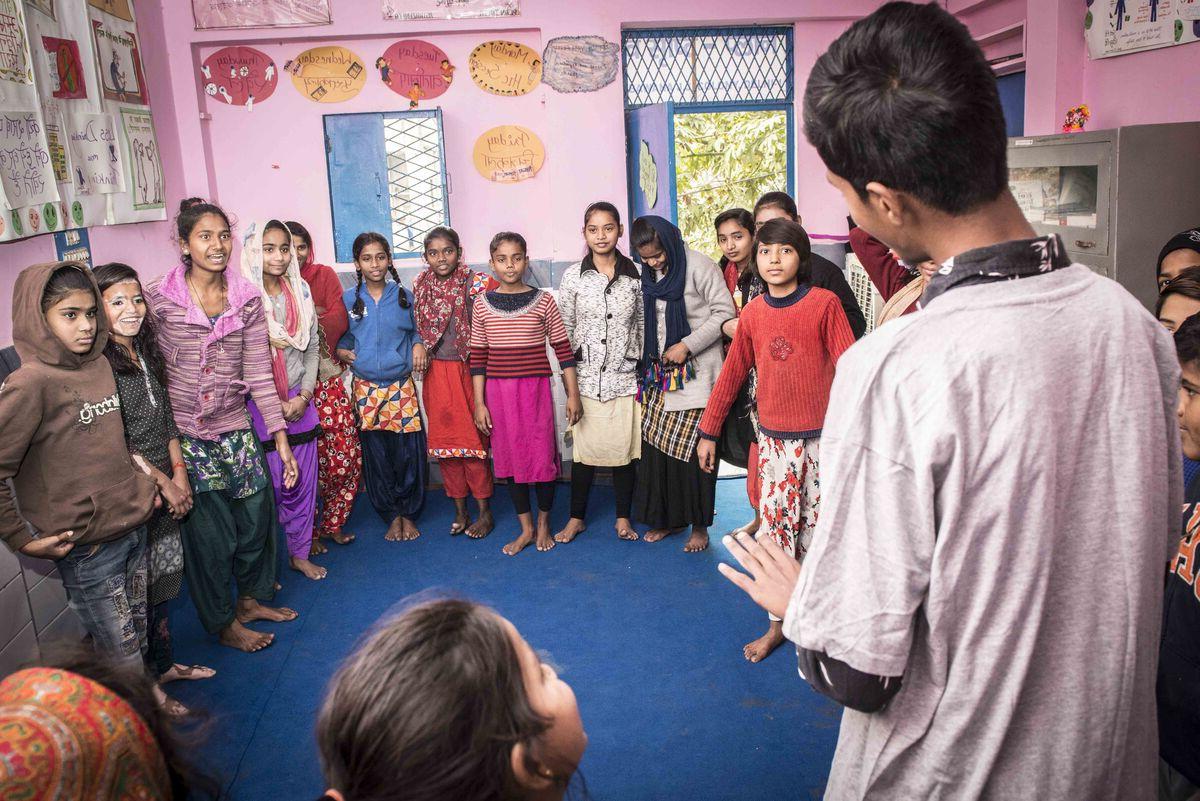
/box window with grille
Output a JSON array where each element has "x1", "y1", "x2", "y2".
[
  {"x1": 384, "y1": 111, "x2": 448, "y2": 255},
  {"x1": 622, "y1": 27, "x2": 793, "y2": 108}
]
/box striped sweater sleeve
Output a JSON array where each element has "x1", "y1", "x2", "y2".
[
  {"x1": 543, "y1": 294, "x2": 576, "y2": 369},
  {"x1": 469, "y1": 296, "x2": 489, "y2": 376}
]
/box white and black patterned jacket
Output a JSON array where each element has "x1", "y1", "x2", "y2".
[{"x1": 558, "y1": 254, "x2": 643, "y2": 403}]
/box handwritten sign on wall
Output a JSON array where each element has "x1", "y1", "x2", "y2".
[
  {"x1": 0, "y1": 0, "x2": 35, "y2": 85},
  {"x1": 202, "y1": 46, "x2": 277, "y2": 108},
  {"x1": 472, "y1": 124, "x2": 544, "y2": 183},
  {"x1": 193, "y1": 0, "x2": 331, "y2": 30},
  {"x1": 289, "y1": 45, "x2": 366, "y2": 103},
  {"x1": 542, "y1": 35, "x2": 619, "y2": 93},
  {"x1": 383, "y1": 0, "x2": 518, "y2": 20},
  {"x1": 468, "y1": 40, "x2": 541, "y2": 96},
  {"x1": 0, "y1": 110, "x2": 58, "y2": 208},
  {"x1": 65, "y1": 111, "x2": 125, "y2": 195},
  {"x1": 379, "y1": 39, "x2": 452, "y2": 100},
  {"x1": 119, "y1": 107, "x2": 162, "y2": 210}
]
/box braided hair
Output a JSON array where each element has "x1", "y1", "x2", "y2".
[{"x1": 351, "y1": 231, "x2": 410, "y2": 319}]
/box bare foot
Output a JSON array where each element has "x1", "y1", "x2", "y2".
[
  {"x1": 385, "y1": 517, "x2": 404, "y2": 542},
  {"x1": 218, "y1": 620, "x2": 274, "y2": 652},
  {"x1": 684, "y1": 527, "x2": 710, "y2": 553},
  {"x1": 536, "y1": 514, "x2": 555, "y2": 552},
  {"x1": 743, "y1": 621, "x2": 786, "y2": 663},
  {"x1": 467, "y1": 510, "x2": 494, "y2": 539},
  {"x1": 159, "y1": 663, "x2": 216, "y2": 684},
  {"x1": 327, "y1": 529, "x2": 355, "y2": 545},
  {"x1": 644, "y1": 527, "x2": 683, "y2": 543},
  {"x1": 309, "y1": 538, "x2": 328, "y2": 556},
  {"x1": 503, "y1": 529, "x2": 534, "y2": 556},
  {"x1": 554, "y1": 518, "x2": 586, "y2": 544},
  {"x1": 236, "y1": 598, "x2": 298, "y2": 624},
  {"x1": 615, "y1": 517, "x2": 639, "y2": 541},
  {"x1": 450, "y1": 510, "x2": 470, "y2": 536},
  {"x1": 153, "y1": 684, "x2": 189, "y2": 718},
  {"x1": 399, "y1": 517, "x2": 421, "y2": 541},
  {"x1": 729, "y1": 514, "x2": 761, "y2": 537},
  {"x1": 290, "y1": 555, "x2": 328, "y2": 581}
]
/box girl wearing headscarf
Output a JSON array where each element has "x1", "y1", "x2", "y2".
[
  {"x1": 630, "y1": 216, "x2": 735, "y2": 554},
  {"x1": 241, "y1": 220, "x2": 325, "y2": 581}
]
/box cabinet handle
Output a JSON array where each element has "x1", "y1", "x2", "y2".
[{"x1": 1074, "y1": 240, "x2": 1096, "y2": 249}]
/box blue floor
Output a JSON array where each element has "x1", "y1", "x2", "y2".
[{"x1": 166, "y1": 477, "x2": 841, "y2": 800}]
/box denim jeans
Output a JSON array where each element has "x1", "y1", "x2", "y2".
[{"x1": 56, "y1": 527, "x2": 148, "y2": 670}]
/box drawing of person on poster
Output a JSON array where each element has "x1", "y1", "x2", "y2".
[{"x1": 109, "y1": 48, "x2": 126, "y2": 100}]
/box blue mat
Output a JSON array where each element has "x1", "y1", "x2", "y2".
[{"x1": 166, "y1": 478, "x2": 841, "y2": 800}]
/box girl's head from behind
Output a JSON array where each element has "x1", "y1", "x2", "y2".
[
  {"x1": 489, "y1": 232, "x2": 529, "y2": 287},
  {"x1": 286, "y1": 220, "x2": 313, "y2": 268},
  {"x1": 714, "y1": 208, "x2": 755, "y2": 268},
  {"x1": 423, "y1": 226, "x2": 463, "y2": 278},
  {"x1": 582, "y1": 202, "x2": 622, "y2": 258},
  {"x1": 317, "y1": 599, "x2": 586, "y2": 801},
  {"x1": 755, "y1": 218, "x2": 812, "y2": 289},
  {"x1": 176, "y1": 198, "x2": 233, "y2": 274},
  {"x1": 41, "y1": 264, "x2": 100, "y2": 355},
  {"x1": 752, "y1": 191, "x2": 799, "y2": 231},
  {"x1": 1158, "y1": 266, "x2": 1200, "y2": 333}
]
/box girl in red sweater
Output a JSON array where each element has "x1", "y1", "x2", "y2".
[{"x1": 697, "y1": 218, "x2": 855, "y2": 663}]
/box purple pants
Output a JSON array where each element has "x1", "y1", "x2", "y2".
[{"x1": 249, "y1": 387, "x2": 320, "y2": 560}]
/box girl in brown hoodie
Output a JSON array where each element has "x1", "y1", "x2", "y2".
[{"x1": 0, "y1": 262, "x2": 158, "y2": 671}]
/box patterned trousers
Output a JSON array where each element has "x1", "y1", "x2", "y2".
[{"x1": 314, "y1": 375, "x2": 362, "y2": 538}]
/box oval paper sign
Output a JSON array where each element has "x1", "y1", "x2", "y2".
[
  {"x1": 378, "y1": 39, "x2": 453, "y2": 101},
  {"x1": 468, "y1": 40, "x2": 542, "y2": 96},
  {"x1": 289, "y1": 46, "x2": 367, "y2": 103},
  {"x1": 473, "y1": 125, "x2": 545, "y2": 183},
  {"x1": 202, "y1": 46, "x2": 278, "y2": 108}
]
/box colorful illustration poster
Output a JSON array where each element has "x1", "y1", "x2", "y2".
[
  {"x1": 119, "y1": 107, "x2": 162, "y2": 210},
  {"x1": 0, "y1": 0, "x2": 34, "y2": 84},
  {"x1": 87, "y1": 0, "x2": 132, "y2": 22},
  {"x1": 45, "y1": 119, "x2": 69, "y2": 182},
  {"x1": 377, "y1": 39, "x2": 452, "y2": 101},
  {"x1": 65, "y1": 111, "x2": 125, "y2": 195},
  {"x1": 468, "y1": 40, "x2": 541, "y2": 97},
  {"x1": 92, "y1": 18, "x2": 147, "y2": 104},
  {"x1": 472, "y1": 125, "x2": 544, "y2": 183},
  {"x1": 288, "y1": 45, "x2": 366, "y2": 103},
  {"x1": 542, "y1": 36, "x2": 619, "y2": 93},
  {"x1": 382, "y1": 0, "x2": 518, "y2": 20},
  {"x1": 1086, "y1": 0, "x2": 1200, "y2": 58},
  {"x1": 192, "y1": 0, "x2": 331, "y2": 30},
  {"x1": 0, "y1": 109, "x2": 59, "y2": 207},
  {"x1": 43, "y1": 36, "x2": 87, "y2": 99},
  {"x1": 201, "y1": 46, "x2": 278, "y2": 108},
  {"x1": 27, "y1": 0, "x2": 54, "y2": 19}
]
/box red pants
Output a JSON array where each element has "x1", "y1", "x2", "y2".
[
  {"x1": 747, "y1": 440, "x2": 761, "y2": 511},
  {"x1": 439, "y1": 457, "x2": 493, "y2": 500},
  {"x1": 314, "y1": 375, "x2": 362, "y2": 537}
]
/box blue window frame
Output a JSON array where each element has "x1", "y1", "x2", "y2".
[{"x1": 323, "y1": 109, "x2": 450, "y2": 263}]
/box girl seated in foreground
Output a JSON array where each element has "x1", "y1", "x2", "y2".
[{"x1": 316, "y1": 598, "x2": 587, "y2": 801}]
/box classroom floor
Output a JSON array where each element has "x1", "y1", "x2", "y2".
[{"x1": 166, "y1": 476, "x2": 841, "y2": 801}]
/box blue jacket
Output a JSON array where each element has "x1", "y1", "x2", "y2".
[{"x1": 337, "y1": 282, "x2": 416, "y2": 385}]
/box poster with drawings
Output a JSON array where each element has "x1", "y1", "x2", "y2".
[
  {"x1": 91, "y1": 15, "x2": 146, "y2": 104},
  {"x1": 65, "y1": 110, "x2": 124, "y2": 195},
  {"x1": 0, "y1": 0, "x2": 34, "y2": 84},
  {"x1": 0, "y1": 109, "x2": 59, "y2": 208},
  {"x1": 1086, "y1": 0, "x2": 1200, "y2": 58},
  {"x1": 118, "y1": 107, "x2": 160, "y2": 209}
]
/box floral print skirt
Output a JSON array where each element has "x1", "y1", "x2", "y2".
[{"x1": 757, "y1": 434, "x2": 820, "y2": 560}]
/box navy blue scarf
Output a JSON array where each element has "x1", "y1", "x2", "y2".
[{"x1": 635, "y1": 216, "x2": 691, "y2": 367}]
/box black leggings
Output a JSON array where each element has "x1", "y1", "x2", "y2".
[
  {"x1": 508, "y1": 481, "x2": 555, "y2": 515},
  {"x1": 570, "y1": 462, "x2": 636, "y2": 520}
]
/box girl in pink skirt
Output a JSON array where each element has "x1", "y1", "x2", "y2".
[{"x1": 470, "y1": 232, "x2": 581, "y2": 556}]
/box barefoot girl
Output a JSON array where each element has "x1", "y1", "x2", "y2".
[
  {"x1": 697, "y1": 218, "x2": 854, "y2": 663},
  {"x1": 337, "y1": 232, "x2": 427, "y2": 543},
  {"x1": 715, "y1": 207, "x2": 764, "y2": 541},
  {"x1": 0, "y1": 263, "x2": 158, "y2": 670},
  {"x1": 241, "y1": 220, "x2": 326, "y2": 581},
  {"x1": 317, "y1": 599, "x2": 587, "y2": 801},
  {"x1": 470, "y1": 232, "x2": 581, "y2": 555},
  {"x1": 631, "y1": 216, "x2": 734, "y2": 553},
  {"x1": 146, "y1": 198, "x2": 299, "y2": 653},
  {"x1": 555, "y1": 202, "x2": 643, "y2": 544},
  {"x1": 288, "y1": 220, "x2": 361, "y2": 552},
  {"x1": 95, "y1": 262, "x2": 214, "y2": 715},
  {"x1": 413, "y1": 226, "x2": 497, "y2": 539}
]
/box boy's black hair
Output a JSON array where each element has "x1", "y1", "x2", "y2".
[
  {"x1": 40, "y1": 264, "x2": 95, "y2": 313},
  {"x1": 175, "y1": 198, "x2": 232, "y2": 267},
  {"x1": 93, "y1": 262, "x2": 168, "y2": 385},
  {"x1": 488, "y1": 231, "x2": 527, "y2": 257},
  {"x1": 752, "y1": 192, "x2": 798, "y2": 221},
  {"x1": 714, "y1": 208, "x2": 755, "y2": 234},
  {"x1": 1177, "y1": 314, "x2": 1200, "y2": 370},
  {"x1": 350, "y1": 231, "x2": 409, "y2": 317},
  {"x1": 1157, "y1": 266, "x2": 1200, "y2": 318},
  {"x1": 803, "y1": 1, "x2": 1008, "y2": 215},
  {"x1": 630, "y1": 217, "x2": 661, "y2": 252},
  {"x1": 754, "y1": 218, "x2": 813, "y2": 285}
]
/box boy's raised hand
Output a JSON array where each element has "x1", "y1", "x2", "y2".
[
  {"x1": 19, "y1": 532, "x2": 75, "y2": 560},
  {"x1": 697, "y1": 438, "x2": 717, "y2": 473}
]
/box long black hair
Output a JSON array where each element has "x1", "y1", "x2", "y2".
[
  {"x1": 175, "y1": 197, "x2": 232, "y2": 267},
  {"x1": 94, "y1": 263, "x2": 167, "y2": 384},
  {"x1": 351, "y1": 232, "x2": 409, "y2": 318}
]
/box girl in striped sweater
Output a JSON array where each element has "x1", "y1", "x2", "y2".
[{"x1": 470, "y1": 232, "x2": 581, "y2": 556}]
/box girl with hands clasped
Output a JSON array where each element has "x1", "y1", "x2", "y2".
[
  {"x1": 337, "y1": 232, "x2": 428, "y2": 544},
  {"x1": 469, "y1": 232, "x2": 581, "y2": 556}
]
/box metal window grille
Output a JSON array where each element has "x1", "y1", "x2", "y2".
[
  {"x1": 622, "y1": 26, "x2": 793, "y2": 108},
  {"x1": 846, "y1": 254, "x2": 881, "y2": 335},
  {"x1": 384, "y1": 111, "x2": 448, "y2": 256}
]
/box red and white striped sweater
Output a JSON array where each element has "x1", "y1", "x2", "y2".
[{"x1": 469, "y1": 290, "x2": 575, "y2": 379}]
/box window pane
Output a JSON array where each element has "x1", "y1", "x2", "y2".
[{"x1": 384, "y1": 112, "x2": 448, "y2": 254}]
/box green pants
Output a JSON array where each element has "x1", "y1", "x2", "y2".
[{"x1": 180, "y1": 484, "x2": 278, "y2": 634}]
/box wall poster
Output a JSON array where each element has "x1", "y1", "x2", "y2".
[
  {"x1": 119, "y1": 107, "x2": 161, "y2": 209},
  {"x1": 201, "y1": 46, "x2": 277, "y2": 108},
  {"x1": 65, "y1": 111, "x2": 125, "y2": 196},
  {"x1": 382, "y1": 0, "x2": 518, "y2": 20},
  {"x1": 288, "y1": 45, "x2": 366, "y2": 103},
  {"x1": 468, "y1": 40, "x2": 541, "y2": 96},
  {"x1": 192, "y1": 0, "x2": 331, "y2": 31},
  {"x1": 0, "y1": 0, "x2": 35, "y2": 85},
  {"x1": 92, "y1": 17, "x2": 147, "y2": 104},
  {"x1": 0, "y1": 109, "x2": 58, "y2": 208},
  {"x1": 378, "y1": 39, "x2": 452, "y2": 101},
  {"x1": 87, "y1": 0, "x2": 133, "y2": 22},
  {"x1": 542, "y1": 35, "x2": 619, "y2": 93},
  {"x1": 1085, "y1": 0, "x2": 1200, "y2": 58},
  {"x1": 42, "y1": 36, "x2": 87, "y2": 99},
  {"x1": 472, "y1": 124, "x2": 544, "y2": 183}
]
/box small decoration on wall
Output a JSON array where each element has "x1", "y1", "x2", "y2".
[
  {"x1": 28, "y1": 205, "x2": 40, "y2": 233},
  {"x1": 468, "y1": 40, "x2": 541, "y2": 96},
  {"x1": 1062, "y1": 104, "x2": 1090, "y2": 133},
  {"x1": 9, "y1": 209, "x2": 21, "y2": 236},
  {"x1": 87, "y1": 0, "x2": 133, "y2": 22},
  {"x1": 42, "y1": 200, "x2": 58, "y2": 230},
  {"x1": 92, "y1": 18, "x2": 147, "y2": 104},
  {"x1": 290, "y1": 45, "x2": 367, "y2": 103},
  {"x1": 639, "y1": 140, "x2": 657, "y2": 208},
  {"x1": 202, "y1": 46, "x2": 278, "y2": 109},
  {"x1": 0, "y1": 0, "x2": 35, "y2": 85},
  {"x1": 542, "y1": 35, "x2": 619, "y2": 94},
  {"x1": 378, "y1": 39, "x2": 452, "y2": 101},
  {"x1": 120, "y1": 107, "x2": 163, "y2": 209},
  {"x1": 193, "y1": 0, "x2": 331, "y2": 31},
  {"x1": 71, "y1": 199, "x2": 83, "y2": 226},
  {"x1": 472, "y1": 124, "x2": 544, "y2": 183},
  {"x1": 55, "y1": 227, "x2": 93, "y2": 266},
  {"x1": 44, "y1": 121, "x2": 69, "y2": 182},
  {"x1": 42, "y1": 36, "x2": 87, "y2": 99},
  {"x1": 383, "y1": 0, "x2": 518, "y2": 21},
  {"x1": 27, "y1": 0, "x2": 55, "y2": 20}
]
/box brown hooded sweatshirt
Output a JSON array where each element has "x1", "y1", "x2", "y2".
[{"x1": 0, "y1": 262, "x2": 157, "y2": 552}]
